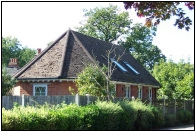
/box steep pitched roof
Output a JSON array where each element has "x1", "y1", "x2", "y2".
[{"x1": 13, "y1": 29, "x2": 160, "y2": 87}]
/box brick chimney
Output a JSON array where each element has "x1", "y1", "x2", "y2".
[
  {"x1": 36, "y1": 48, "x2": 41, "y2": 55},
  {"x1": 8, "y1": 58, "x2": 19, "y2": 69}
]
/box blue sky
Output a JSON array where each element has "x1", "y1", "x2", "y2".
[{"x1": 2, "y1": 2, "x2": 194, "y2": 64}]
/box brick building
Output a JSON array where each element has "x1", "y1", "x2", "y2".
[{"x1": 12, "y1": 29, "x2": 160, "y2": 99}]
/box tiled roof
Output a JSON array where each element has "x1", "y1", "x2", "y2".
[{"x1": 13, "y1": 29, "x2": 160, "y2": 87}]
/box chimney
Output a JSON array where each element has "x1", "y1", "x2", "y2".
[
  {"x1": 8, "y1": 58, "x2": 19, "y2": 69},
  {"x1": 36, "y1": 48, "x2": 41, "y2": 55}
]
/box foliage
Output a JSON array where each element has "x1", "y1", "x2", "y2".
[
  {"x1": 95, "y1": 101, "x2": 125, "y2": 130},
  {"x1": 122, "y1": 23, "x2": 166, "y2": 71},
  {"x1": 177, "y1": 109, "x2": 192, "y2": 123},
  {"x1": 2, "y1": 66, "x2": 17, "y2": 96},
  {"x1": 130, "y1": 100, "x2": 156, "y2": 130},
  {"x1": 175, "y1": 71, "x2": 194, "y2": 99},
  {"x1": 119, "y1": 100, "x2": 137, "y2": 130},
  {"x1": 76, "y1": 5, "x2": 166, "y2": 70},
  {"x1": 2, "y1": 36, "x2": 36, "y2": 67},
  {"x1": 148, "y1": 105, "x2": 165, "y2": 128},
  {"x1": 75, "y1": 4, "x2": 132, "y2": 44},
  {"x1": 164, "y1": 114, "x2": 176, "y2": 127},
  {"x1": 153, "y1": 59, "x2": 194, "y2": 99},
  {"x1": 123, "y1": 2, "x2": 194, "y2": 31},
  {"x1": 76, "y1": 63, "x2": 115, "y2": 98},
  {"x1": 76, "y1": 64, "x2": 107, "y2": 98},
  {"x1": 3, "y1": 99, "x2": 193, "y2": 130}
]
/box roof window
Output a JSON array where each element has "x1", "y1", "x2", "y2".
[
  {"x1": 123, "y1": 61, "x2": 140, "y2": 75},
  {"x1": 110, "y1": 58, "x2": 128, "y2": 73}
]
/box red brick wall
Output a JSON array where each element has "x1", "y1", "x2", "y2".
[
  {"x1": 47, "y1": 81, "x2": 78, "y2": 95},
  {"x1": 152, "y1": 88, "x2": 157, "y2": 99},
  {"x1": 15, "y1": 81, "x2": 158, "y2": 98},
  {"x1": 14, "y1": 81, "x2": 78, "y2": 96},
  {"x1": 15, "y1": 82, "x2": 33, "y2": 95},
  {"x1": 116, "y1": 84, "x2": 126, "y2": 97},
  {"x1": 130, "y1": 85, "x2": 137, "y2": 98},
  {"x1": 142, "y1": 86, "x2": 149, "y2": 99}
]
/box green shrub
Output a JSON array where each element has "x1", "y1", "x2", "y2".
[
  {"x1": 76, "y1": 104, "x2": 100, "y2": 130},
  {"x1": 177, "y1": 109, "x2": 192, "y2": 123},
  {"x1": 148, "y1": 105, "x2": 165, "y2": 128},
  {"x1": 119, "y1": 100, "x2": 137, "y2": 130},
  {"x1": 164, "y1": 114, "x2": 176, "y2": 127},
  {"x1": 130, "y1": 100, "x2": 155, "y2": 130},
  {"x1": 95, "y1": 101, "x2": 124, "y2": 130},
  {"x1": 2, "y1": 100, "x2": 172, "y2": 130}
]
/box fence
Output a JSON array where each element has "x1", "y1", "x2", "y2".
[
  {"x1": 2, "y1": 94, "x2": 97, "y2": 110},
  {"x1": 2, "y1": 95, "x2": 194, "y2": 116}
]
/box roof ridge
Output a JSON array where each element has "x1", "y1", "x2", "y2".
[
  {"x1": 13, "y1": 30, "x2": 68, "y2": 78},
  {"x1": 70, "y1": 30, "x2": 96, "y2": 63},
  {"x1": 59, "y1": 30, "x2": 70, "y2": 77}
]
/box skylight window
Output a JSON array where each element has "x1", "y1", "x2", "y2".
[
  {"x1": 110, "y1": 58, "x2": 128, "y2": 73},
  {"x1": 123, "y1": 61, "x2": 140, "y2": 75}
]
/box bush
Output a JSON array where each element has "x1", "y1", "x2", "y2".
[
  {"x1": 148, "y1": 105, "x2": 165, "y2": 128},
  {"x1": 164, "y1": 114, "x2": 176, "y2": 127},
  {"x1": 95, "y1": 101, "x2": 124, "y2": 130},
  {"x1": 2, "y1": 100, "x2": 174, "y2": 130},
  {"x1": 177, "y1": 109, "x2": 192, "y2": 123},
  {"x1": 130, "y1": 100, "x2": 155, "y2": 130},
  {"x1": 119, "y1": 100, "x2": 137, "y2": 130}
]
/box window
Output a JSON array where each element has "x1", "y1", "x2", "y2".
[
  {"x1": 33, "y1": 84, "x2": 48, "y2": 96},
  {"x1": 123, "y1": 61, "x2": 140, "y2": 75},
  {"x1": 110, "y1": 58, "x2": 128, "y2": 73},
  {"x1": 138, "y1": 86, "x2": 142, "y2": 99},
  {"x1": 126, "y1": 85, "x2": 130, "y2": 98},
  {"x1": 149, "y1": 87, "x2": 152, "y2": 99}
]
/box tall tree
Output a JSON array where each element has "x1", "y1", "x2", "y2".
[
  {"x1": 123, "y1": 2, "x2": 194, "y2": 31},
  {"x1": 122, "y1": 23, "x2": 166, "y2": 71},
  {"x1": 75, "y1": 4, "x2": 132, "y2": 44},
  {"x1": 153, "y1": 59, "x2": 194, "y2": 99},
  {"x1": 76, "y1": 5, "x2": 166, "y2": 71},
  {"x1": 2, "y1": 36, "x2": 36, "y2": 67}
]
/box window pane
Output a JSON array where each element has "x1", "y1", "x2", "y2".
[
  {"x1": 35, "y1": 92, "x2": 40, "y2": 95},
  {"x1": 110, "y1": 58, "x2": 128, "y2": 73},
  {"x1": 40, "y1": 93, "x2": 45, "y2": 95},
  {"x1": 35, "y1": 87, "x2": 40, "y2": 92},
  {"x1": 123, "y1": 61, "x2": 140, "y2": 75},
  {"x1": 34, "y1": 86, "x2": 46, "y2": 96},
  {"x1": 40, "y1": 87, "x2": 45, "y2": 92}
]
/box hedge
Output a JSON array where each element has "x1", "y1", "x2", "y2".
[{"x1": 2, "y1": 100, "x2": 192, "y2": 130}]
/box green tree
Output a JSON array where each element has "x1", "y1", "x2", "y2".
[
  {"x1": 153, "y1": 59, "x2": 194, "y2": 99},
  {"x1": 2, "y1": 66, "x2": 17, "y2": 96},
  {"x1": 75, "y1": 4, "x2": 132, "y2": 44},
  {"x1": 76, "y1": 46, "x2": 122, "y2": 99},
  {"x1": 2, "y1": 36, "x2": 36, "y2": 67},
  {"x1": 123, "y1": 2, "x2": 194, "y2": 31},
  {"x1": 122, "y1": 23, "x2": 166, "y2": 71},
  {"x1": 76, "y1": 5, "x2": 166, "y2": 71},
  {"x1": 176, "y1": 72, "x2": 194, "y2": 99},
  {"x1": 76, "y1": 64, "x2": 107, "y2": 98}
]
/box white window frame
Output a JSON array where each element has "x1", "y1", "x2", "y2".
[
  {"x1": 125, "y1": 85, "x2": 130, "y2": 98},
  {"x1": 138, "y1": 85, "x2": 142, "y2": 99},
  {"x1": 33, "y1": 84, "x2": 48, "y2": 96},
  {"x1": 149, "y1": 87, "x2": 152, "y2": 99}
]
